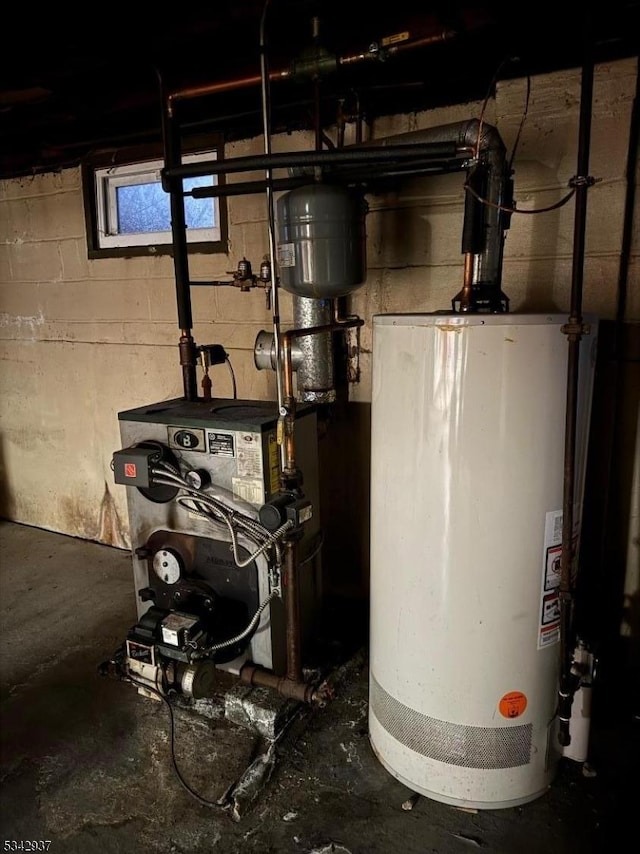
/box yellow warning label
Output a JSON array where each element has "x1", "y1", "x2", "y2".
[
  {"x1": 381, "y1": 31, "x2": 410, "y2": 47},
  {"x1": 499, "y1": 691, "x2": 528, "y2": 719}
]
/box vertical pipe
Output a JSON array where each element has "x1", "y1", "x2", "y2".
[
  {"x1": 614, "y1": 62, "x2": 640, "y2": 341},
  {"x1": 160, "y1": 79, "x2": 198, "y2": 401},
  {"x1": 558, "y1": 13, "x2": 594, "y2": 746},
  {"x1": 284, "y1": 539, "x2": 302, "y2": 682},
  {"x1": 293, "y1": 296, "x2": 336, "y2": 402},
  {"x1": 355, "y1": 92, "x2": 363, "y2": 145},
  {"x1": 314, "y1": 79, "x2": 323, "y2": 152},
  {"x1": 458, "y1": 252, "x2": 475, "y2": 311},
  {"x1": 281, "y1": 334, "x2": 297, "y2": 476},
  {"x1": 259, "y1": 1, "x2": 285, "y2": 457}
]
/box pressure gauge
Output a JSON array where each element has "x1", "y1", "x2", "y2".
[{"x1": 153, "y1": 548, "x2": 183, "y2": 585}]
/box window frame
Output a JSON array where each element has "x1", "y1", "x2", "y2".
[{"x1": 82, "y1": 136, "x2": 228, "y2": 259}]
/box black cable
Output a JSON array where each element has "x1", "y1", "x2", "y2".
[
  {"x1": 464, "y1": 181, "x2": 577, "y2": 215},
  {"x1": 299, "y1": 530, "x2": 324, "y2": 567},
  {"x1": 475, "y1": 54, "x2": 514, "y2": 159},
  {"x1": 226, "y1": 356, "x2": 238, "y2": 399},
  {"x1": 509, "y1": 74, "x2": 531, "y2": 172},
  {"x1": 127, "y1": 675, "x2": 226, "y2": 809}
]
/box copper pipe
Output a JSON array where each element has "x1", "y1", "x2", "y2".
[
  {"x1": 284, "y1": 539, "x2": 302, "y2": 682},
  {"x1": 387, "y1": 30, "x2": 457, "y2": 55},
  {"x1": 167, "y1": 28, "x2": 456, "y2": 115},
  {"x1": 339, "y1": 29, "x2": 456, "y2": 66},
  {"x1": 459, "y1": 252, "x2": 475, "y2": 312},
  {"x1": 201, "y1": 373, "x2": 212, "y2": 401},
  {"x1": 167, "y1": 69, "x2": 292, "y2": 114},
  {"x1": 239, "y1": 663, "x2": 328, "y2": 705}
]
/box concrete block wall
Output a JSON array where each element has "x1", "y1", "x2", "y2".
[{"x1": 0, "y1": 59, "x2": 638, "y2": 574}]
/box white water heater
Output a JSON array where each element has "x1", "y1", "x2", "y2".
[{"x1": 369, "y1": 313, "x2": 597, "y2": 809}]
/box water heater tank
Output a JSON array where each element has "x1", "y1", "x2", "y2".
[
  {"x1": 276, "y1": 184, "x2": 367, "y2": 298},
  {"x1": 368, "y1": 313, "x2": 597, "y2": 809}
]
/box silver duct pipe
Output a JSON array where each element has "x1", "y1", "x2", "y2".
[
  {"x1": 373, "y1": 119, "x2": 509, "y2": 294},
  {"x1": 254, "y1": 330, "x2": 303, "y2": 372},
  {"x1": 293, "y1": 296, "x2": 336, "y2": 403},
  {"x1": 253, "y1": 296, "x2": 335, "y2": 403}
]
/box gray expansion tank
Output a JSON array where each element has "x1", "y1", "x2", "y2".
[{"x1": 276, "y1": 183, "x2": 367, "y2": 299}]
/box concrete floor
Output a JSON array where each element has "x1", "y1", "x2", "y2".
[{"x1": 0, "y1": 520, "x2": 637, "y2": 854}]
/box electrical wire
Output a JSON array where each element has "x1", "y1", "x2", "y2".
[
  {"x1": 222, "y1": 515, "x2": 293, "y2": 568},
  {"x1": 225, "y1": 356, "x2": 238, "y2": 399},
  {"x1": 475, "y1": 54, "x2": 513, "y2": 159},
  {"x1": 151, "y1": 463, "x2": 292, "y2": 570},
  {"x1": 508, "y1": 74, "x2": 531, "y2": 172},
  {"x1": 299, "y1": 530, "x2": 324, "y2": 567},
  {"x1": 472, "y1": 58, "x2": 590, "y2": 216},
  {"x1": 126, "y1": 675, "x2": 226, "y2": 809},
  {"x1": 464, "y1": 181, "x2": 577, "y2": 215},
  {"x1": 193, "y1": 590, "x2": 279, "y2": 657}
]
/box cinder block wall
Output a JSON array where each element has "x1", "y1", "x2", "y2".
[{"x1": 0, "y1": 59, "x2": 638, "y2": 589}]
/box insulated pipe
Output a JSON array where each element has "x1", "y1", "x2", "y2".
[
  {"x1": 558, "y1": 15, "x2": 595, "y2": 748},
  {"x1": 293, "y1": 296, "x2": 336, "y2": 403},
  {"x1": 163, "y1": 142, "x2": 462, "y2": 181},
  {"x1": 371, "y1": 119, "x2": 509, "y2": 296},
  {"x1": 280, "y1": 311, "x2": 364, "y2": 477}
]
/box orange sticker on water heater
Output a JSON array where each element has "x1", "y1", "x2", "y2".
[{"x1": 499, "y1": 691, "x2": 527, "y2": 718}]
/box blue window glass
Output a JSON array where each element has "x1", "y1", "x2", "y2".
[{"x1": 116, "y1": 175, "x2": 215, "y2": 234}]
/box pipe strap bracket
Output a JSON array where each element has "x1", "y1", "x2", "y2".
[
  {"x1": 561, "y1": 320, "x2": 591, "y2": 339},
  {"x1": 568, "y1": 174, "x2": 600, "y2": 188}
]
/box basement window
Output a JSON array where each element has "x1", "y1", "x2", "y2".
[{"x1": 83, "y1": 143, "x2": 227, "y2": 258}]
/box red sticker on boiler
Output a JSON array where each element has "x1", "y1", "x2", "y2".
[
  {"x1": 124, "y1": 463, "x2": 137, "y2": 478},
  {"x1": 499, "y1": 691, "x2": 527, "y2": 718}
]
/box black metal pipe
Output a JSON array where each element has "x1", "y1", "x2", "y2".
[
  {"x1": 462, "y1": 163, "x2": 488, "y2": 255},
  {"x1": 187, "y1": 159, "x2": 468, "y2": 199},
  {"x1": 615, "y1": 61, "x2": 640, "y2": 339},
  {"x1": 558, "y1": 12, "x2": 595, "y2": 747},
  {"x1": 190, "y1": 176, "x2": 310, "y2": 199},
  {"x1": 163, "y1": 141, "x2": 462, "y2": 181},
  {"x1": 162, "y1": 105, "x2": 193, "y2": 332},
  {"x1": 160, "y1": 81, "x2": 198, "y2": 402}
]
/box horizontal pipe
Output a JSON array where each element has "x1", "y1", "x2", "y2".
[
  {"x1": 239, "y1": 663, "x2": 328, "y2": 705},
  {"x1": 187, "y1": 159, "x2": 469, "y2": 200},
  {"x1": 190, "y1": 176, "x2": 308, "y2": 199},
  {"x1": 167, "y1": 68, "x2": 292, "y2": 113},
  {"x1": 338, "y1": 30, "x2": 456, "y2": 65},
  {"x1": 167, "y1": 29, "x2": 456, "y2": 112},
  {"x1": 284, "y1": 316, "x2": 364, "y2": 344},
  {"x1": 164, "y1": 142, "x2": 462, "y2": 181}
]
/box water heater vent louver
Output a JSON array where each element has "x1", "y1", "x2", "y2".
[{"x1": 371, "y1": 676, "x2": 532, "y2": 770}]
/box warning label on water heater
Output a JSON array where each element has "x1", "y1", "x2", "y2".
[{"x1": 538, "y1": 510, "x2": 563, "y2": 649}]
